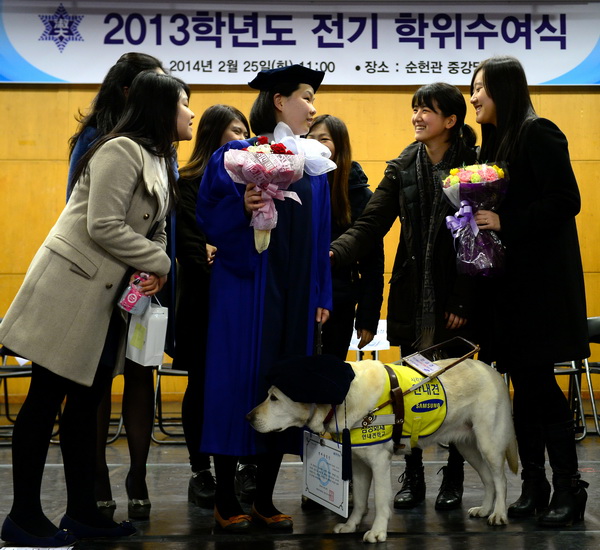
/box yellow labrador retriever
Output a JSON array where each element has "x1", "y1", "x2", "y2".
[{"x1": 247, "y1": 357, "x2": 518, "y2": 543}]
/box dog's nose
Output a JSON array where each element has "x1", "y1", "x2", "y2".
[{"x1": 245, "y1": 412, "x2": 253, "y2": 423}]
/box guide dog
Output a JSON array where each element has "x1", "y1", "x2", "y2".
[{"x1": 247, "y1": 358, "x2": 518, "y2": 543}]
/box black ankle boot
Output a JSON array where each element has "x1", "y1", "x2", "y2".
[
  {"x1": 538, "y1": 475, "x2": 589, "y2": 527},
  {"x1": 435, "y1": 466, "x2": 464, "y2": 510},
  {"x1": 394, "y1": 449, "x2": 425, "y2": 509},
  {"x1": 394, "y1": 467, "x2": 425, "y2": 509},
  {"x1": 538, "y1": 420, "x2": 589, "y2": 527},
  {"x1": 508, "y1": 467, "x2": 551, "y2": 518}
]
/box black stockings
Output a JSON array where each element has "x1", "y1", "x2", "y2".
[
  {"x1": 509, "y1": 364, "x2": 573, "y2": 429},
  {"x1": 95, "y1": 360, "x2": 155, "y2": 501},
  {"x1": 10, "y1": 362, "x2": 116, "y2": 537}
]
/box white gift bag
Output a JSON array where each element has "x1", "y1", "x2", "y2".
[{"x1": 126, "y1": 301, "x2": 168, "y2": 366}]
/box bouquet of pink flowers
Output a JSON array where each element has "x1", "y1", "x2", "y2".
[
  {"x1": 224, "y1": 136, "x2": 305, "y2": 252},
  {"x1": 441, "y1": 162, "x2": 509, "y2": 276}
]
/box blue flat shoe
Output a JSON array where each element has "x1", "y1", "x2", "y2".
[
  {"x1": 59, "y1": 515, "x2": 136, "y2": 539},
  {"x1": 1, "y1": 515, "x2": 77, "y2": 547}
]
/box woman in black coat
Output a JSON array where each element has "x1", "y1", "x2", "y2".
[
  {"x1": 331, "y1": 83, "x2": 479, "y2": 512},
  {"x1": 307, "y1": 114, "x2": 384, "y2": 359},
  {"x1": 174, "y1": 104, "x2": 250, "y2": 509},
  {"x1": 471, "y1": 56, "x2": 589, "y2": 526}
]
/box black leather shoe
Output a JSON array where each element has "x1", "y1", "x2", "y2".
[
  {"x1": 1, "y1": 516, "x2": 77, "y2": 547},
  {"x1": 59, "y1": 514, "x2": 137, "y2": 539},
  {"x1": 538, "y1": 478, "x2": 589, "y2": 527},
  {"x1": 508, "y1": 474, "x2": 551, "y2": 518},
  {"x1": 435, "y1": 466, "x2": 464, "y2": 510},
  {"x1": 189, "y1": 470, "x2": 217, "y2": 508},
  {"x1": 235, "y1": 464, "x2": 257, "y2": 504},
  {"x1": 394, "y1": 467, "x2": 425, "y2": 509}
]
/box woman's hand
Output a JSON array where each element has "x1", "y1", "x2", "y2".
[
  {"x1": 206, "y1": 243, "x2": 217, "y2": 266},
  {"x1": 445, "y1": 312, "x2": 467, "y2": 330},
  {"x1": 356, "y1": 328, "x2": 375, "y2": 349},
  {"x1": 316, "y1": 307, "x2": 330, "y2": 324},
  {"x1": 244, "y1": 183, "x2": 265, "y2": 214},
  {"x1": 131, "y1": 271, "x2": 167, "y2": 296},
  {"x1": 475, "y1": 209, "x2": 501, "y2": 231}
]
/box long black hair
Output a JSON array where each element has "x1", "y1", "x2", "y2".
[
  {"x1": 180, "y1": 105, "x2": 249, "y2": 181},
  {"x1": 68, "y1": 52, "x2": 165, "y2": 157},
  {"x1": 70, "y1": 71, "x2": 190, "y2": 197},
  {"x1": 470, "y1": 56, "x2": 537, "y2": 162},
  {"x1": 412, "y1": 82, "x2": 477, "y2": 149},
  {"x1": 309, "y1": 114, "x2": 353, "y2": 228}
]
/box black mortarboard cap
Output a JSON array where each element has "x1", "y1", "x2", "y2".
[
  {"x1": 248, "y1": 64, "x2": 325, "y2": 92},
  {"x1": 266, "y1": 354, "x2": 355, "y2": 404}
]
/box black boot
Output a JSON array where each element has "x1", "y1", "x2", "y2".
[
  {"x1": 188, "y1": 470, "x2": 216, "y2": 509},
  {"x1": 538, "y1": 475, "x2": 589, "y2": 527},
  {"x1": 508, "y1": 424, "x2": 550, "y2": 518},
  {"x1": 435, "y1": 444, "x2": 464, "y2": 510},
  {"x1": 508, "y1": 466, "x2": 551, "y2": 518},
  {"x1": 394, "y1": 449, "x2": 425, "y2": 509},
  {"x1": 538, "y1": 421, "x2": 588, "y2": 527},
  {"x1": 435, "y1": 466, "x2": 464, "y2": 510}
]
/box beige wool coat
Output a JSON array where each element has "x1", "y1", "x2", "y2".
[{"x1": 0, "y1": 137, "x2": 171, "y2": 386}]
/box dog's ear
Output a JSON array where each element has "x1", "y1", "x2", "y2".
[{"x1": 266, "y1": 354, "x2": 355, "y2": 404}]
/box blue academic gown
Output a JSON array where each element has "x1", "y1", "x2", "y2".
[{"x1": 196, "y1": 139, "x2": 333, "y2": 456}]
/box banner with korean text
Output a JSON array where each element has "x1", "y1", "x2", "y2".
[{"x1": 1, "y1": 1, "x2": 598, "y2": 85}]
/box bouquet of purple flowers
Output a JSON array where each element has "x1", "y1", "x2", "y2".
[{"x1": 441, "y1": 163, "x2": 509, "y2": 277}]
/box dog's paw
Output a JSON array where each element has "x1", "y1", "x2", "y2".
[
  {"x1": 363, "y1": 529, "x2": 387, "y2": 543},
  {"x1": 487, "y1": 512, "x2": 508, "y2": 526},
  {"x1": 333, "y1": 522, "x2": 357, "y2": 534},
  {"x1": 468, "y1": 506, "x2": 492, "y2": 518}
]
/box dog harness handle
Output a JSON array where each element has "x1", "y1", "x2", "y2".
[{"x1": 384, "y1": 364, "x2": 405, "y2": 451}]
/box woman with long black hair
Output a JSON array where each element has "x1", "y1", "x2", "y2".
[
  {"x1": 470, "y1": 55, "x2": 589, "y2": 526},
  {"x1": 0, "y1": 71, "x2": 194, "y2": 546}
]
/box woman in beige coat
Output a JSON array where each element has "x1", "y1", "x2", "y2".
[{"x1": 0, "y1": 71, "x2": 194, "y2": 547}]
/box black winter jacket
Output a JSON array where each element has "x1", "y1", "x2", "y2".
[
  {"x1": 330, "y1": 142, "x2": 478, "y2": 349},
  {"x1": 330, "y1": 161, "x2": 384, "y2": 334}
]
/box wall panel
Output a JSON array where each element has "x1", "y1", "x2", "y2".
[{"x1": 1, "y1": 83, "x2": 598, "y2": 401}]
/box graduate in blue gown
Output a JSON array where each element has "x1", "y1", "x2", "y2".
[{"x1": 196, "y1": 65, "x2": 334, "y2": 531}]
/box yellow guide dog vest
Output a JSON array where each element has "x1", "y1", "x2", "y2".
[{"x1": 332, "y1": 363, "x2": 447, "y2": 448}]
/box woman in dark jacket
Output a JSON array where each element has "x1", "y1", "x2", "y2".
[
  {"x1": 471, "y1": 56, "x2": 589, "y2": 526},
  {"x1": 175, "y1": 104, "x2": 250, "y2": 508},
  {"x1": 307, "y1": 114, "x2": 384, "y2": 359},
  {"x1": 330, "y1": 83, "x2": 478, "y2": 512}
]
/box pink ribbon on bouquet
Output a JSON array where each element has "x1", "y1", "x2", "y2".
[
  {"x1": 253, "y1": 182, "x2": 302, "y2": 229},
  {"x1": 445, "y1": 200, "x2": 479, "y2": 239}
]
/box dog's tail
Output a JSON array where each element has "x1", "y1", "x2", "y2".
[{"x1": 506, "y1": 431, "x2": 519, "y2": 474}]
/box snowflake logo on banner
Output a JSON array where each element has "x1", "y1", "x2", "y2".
[{"x1": 38, "y1": 3, "x2": 84, "y2": 53}]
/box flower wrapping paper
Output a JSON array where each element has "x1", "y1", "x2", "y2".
[
  {"x1": 441, "y1": 163, "x2": 509, "y2": 277},
  {"x1": 224, "y1": 143, "x2": 305, "y2": 252}
]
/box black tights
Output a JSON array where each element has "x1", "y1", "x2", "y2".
[
  {"x1": 9, "y1": 363, "x2": 117, "y2": 537},
  {"x1": 509, "y1": 363, "x2": 572, "y2": 429},
  {"x1": 181, "y1": 362, "x2": 211, "y2": 473},
  {"x1": 95, "y1": 360, "x2": 155, "y2": 501}
]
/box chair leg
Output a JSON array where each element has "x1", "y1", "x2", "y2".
[
  {"x1": 151, "y1": 369, "x2": 185, "y2": 445},
  {"x1": 583, "y1": 359, "x2": 600, "y2": 435},
  {"x1": 151, "y1": 369, "x2": 163, "y2": 444},
  {"x1": 567, "y1": 363, "x2": 586, "y2": 441}
]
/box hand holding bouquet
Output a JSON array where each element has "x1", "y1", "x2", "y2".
[
  {"x1": 441, "y1": 163, "x2": 508, "y2": 276},
  {"x1": 224, "y1": 136, "x2": 305, "y2": 252}
]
